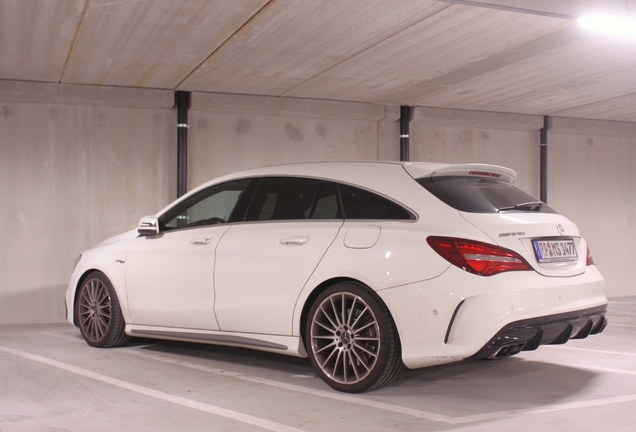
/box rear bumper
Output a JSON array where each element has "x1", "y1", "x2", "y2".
[
  {"x1": 377, "y1": 265, "x2": 606, "y2": 369},
  {"x1": 469, "y1": 304, "x2": 608, "y2": 360}
]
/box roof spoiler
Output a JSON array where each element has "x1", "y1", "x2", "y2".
[{"x1": 403, "y1": 163, "x2": 516, "y2": 184}]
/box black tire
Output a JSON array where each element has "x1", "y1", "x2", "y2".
[
  {"x1": 305, "y1": 281, "x2": 404, "y2": 393},
  {"x1": 76, "y1": 271, "x2": 130, "y2": 348}
]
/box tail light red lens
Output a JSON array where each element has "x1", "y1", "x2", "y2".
[
  {"x1": 427, "y1": 236, "x2": 532, "y2": 276},
  {"x1": 586, "y1": 246, "x2": 595, "y2": 266}
]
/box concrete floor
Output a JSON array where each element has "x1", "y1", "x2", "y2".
[{"x1": 1, "y1": 298, "x2": 635, "y2": 432}]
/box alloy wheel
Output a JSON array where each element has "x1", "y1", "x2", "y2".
[
  {"x1": 78, "y1": 278, "x2": 112, "y2": 343},
  {"x1": 310, "y1": 292, "x2": 380, "y2": 385}
]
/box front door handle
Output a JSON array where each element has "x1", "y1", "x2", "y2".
[
  {"x1": 279, "y1": 237, "x2": 309, "y2": 246},
  {"x1": 190, "y1": 237, "x2": 212, "y2": 245}
]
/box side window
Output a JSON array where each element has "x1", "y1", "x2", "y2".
[
  {"x1": 310, "y1": 181, "x2": 342, "y2": 219},
  {"x1": 245, "y1": 177, "x2": 322, "y2": 221},
  {"x1": 161, "y1": 179, "x2": 251, "y2": 231},
  {"x1": 339, "y1": 184, "x2": 414, "y2": 220}
]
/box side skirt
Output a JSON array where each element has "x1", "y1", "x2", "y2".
[{"x1": 126, "y1": 325, "x2": 308, "y2": 357}]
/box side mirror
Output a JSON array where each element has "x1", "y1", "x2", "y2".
[{"x1": 138, "y1": 215, "x2": 159, "y2": 236}]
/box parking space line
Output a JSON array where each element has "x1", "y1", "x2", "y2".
[
  {"x1": 121, "y1": 348, "x2": 456, "y2": 423},
  {"x1": 0, "y1": 345, "x2": 304, "y2": 432},
  {"x1": 451, "y1": 393, "x2": 636, "y2": 424},
  {"x1": 40, "y1": 330, "x2": 455, "y2": 422},
  {"x1": 553, "y1": 363, "x2": 636, "y2": 376},
  {"x1": 122, "y1": 347, "x2": 636, "y2": 425},
  {"x1": 550, "y1": 346, "x2": 636, "y2": 357},
  {"x1": 609, "y1": 323, "x2": 636, "y2": 328},
  {"x1": 548, "y1": 361, "x2": 636, "y2": 377},
  {"x1": 34, "y1": 330, "x2": 636, "y2": 426}
]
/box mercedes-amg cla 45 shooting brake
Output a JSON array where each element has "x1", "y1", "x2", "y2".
[{"x1": 66, "y1": 161, "x2": 607, "y2": 393}]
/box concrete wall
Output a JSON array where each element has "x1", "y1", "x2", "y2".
[
  {"x1": 187, "y1": 93, "x2": 394, "y2": 189},
  {"x1": 1, "y1": 80, "x2": 634, "y2": 324},
  {"x1": 409, "y1": 108, "x2": 543, "y2": 196},
  {"x1": 549, "y1": 118, "x2": 636, "y2": 298},
  {"x1": 0, "y1": 81, "x2": 175, "y2": 324}
]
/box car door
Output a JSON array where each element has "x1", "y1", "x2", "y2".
[
  {"x1": 214, "y1": 178, "x2": 343, "y2": 336},
  {"x1": 125, "y1": 179, "x2": 252, "y2": 330}
]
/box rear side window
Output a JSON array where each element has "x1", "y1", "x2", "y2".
[
  {"x1": 311, "y1": 182, "x2": 342, "y2": 219},
  {"x1": 417, "y1": 176, "x2": 556, "y2": 214},
  {"x1": 242, "y1": 177, "x2": 414, "y2": 222},
  {"x1": 245, "y1": 177, "x2": 322, "y2": 221},
  {"x1": 339, "y1": 184, "x2": 415, "y2": 220}
]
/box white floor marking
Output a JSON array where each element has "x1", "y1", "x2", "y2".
[
  {"x1": 608, "y1": 323, "x2": 636, "y2": 328},
  {"x1": 550, "y1": 346, "x2": 636, "y2": 357},
  {"x1": 120, "y1": 348, "x2": 456, "y2": 423},
  {"x1": 291, "y1": 373, "x2": 317, "y2": 378},
  {"x1": 122, "y1": 347, "x2": 636, "y2": 425},
  {"x1": 37, "y1": 333, "x2": 456, "y2": 422},
  {"x1": 536, "y1": 356, "x2": 636, "y2": 376},
  {"x1": 0, "y1": 345, "x2": 304, "y2": 432},
  {"x1": 450, "y1": 358, "x2": 636, "y2": 423},
  {"x1": 34, "y1": 330, "x2": 636, "y2": 425},
  {"x1": 558, "y1": 362, "x2": 636, "y2": 377},
  {"x1": 451, "y1": 394, "x2": 636, "y2": 424}
]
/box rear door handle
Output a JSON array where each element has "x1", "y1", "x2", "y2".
[
  {"x1": 279, "y1": 237, "x2": 309, "y2": 246},
  {"x1": 190, "y1": 237, "x2": 212, "y2": 245}
]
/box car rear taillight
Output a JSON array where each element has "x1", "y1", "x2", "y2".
[
  {"x1": 427, "y1": 237, "x2": 532, "y2": 276},
  {"x1": 586, "y1": 246, "x2": 595, "y2": 266}
]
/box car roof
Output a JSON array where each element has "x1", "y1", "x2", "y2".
[
  {"x1": 198, "y1": 161, "x2": 516, "y2": 187},
  {"x1": 158, "y1": 161, "x2": 516, "y2": 216}
]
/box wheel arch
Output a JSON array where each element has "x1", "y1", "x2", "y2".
[
  {"x1": 300, "y1": 277, "x2": 405, "y2": 392},
  {"x1": 71, "y1": 269, "x2": 106, "y2": 327},
  {"x1": 298, "y1": 277, "x2": 398, "y2": 351}
]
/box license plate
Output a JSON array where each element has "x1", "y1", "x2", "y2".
[{"x1": 532, "y1": 239, "x2": 578, "y2": 263}]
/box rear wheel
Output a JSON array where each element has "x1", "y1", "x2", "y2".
[
  {"x1": 306, "y1": 281, "x2": 404, "y2": 393},
  {"x1": 76, "y1": 272, "x2": 129, "y2": 348}
]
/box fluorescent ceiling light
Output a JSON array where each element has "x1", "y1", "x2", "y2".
[{"x1": 577, "y1": 16, "x2": 636, "y2": 38}]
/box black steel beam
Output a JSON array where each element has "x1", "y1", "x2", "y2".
[
  {"x1": 400, "y1": 106, "x2": 412, "y2": 162},
  {"x1": 176, "y1": 91, "x2": 191, "y2": 198},
  {"x1": 540, "y1": 115, "x2": 552, "y2": 203}
]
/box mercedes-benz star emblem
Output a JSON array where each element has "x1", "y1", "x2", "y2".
[{"x1": 557, "y1": 224, "x2": 565, "y2": 235}]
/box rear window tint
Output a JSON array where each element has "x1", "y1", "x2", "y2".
[
  {"x1": 245, "y1": 177, "x2": 322, "y2": 221},
  {"x1": 339, "y1": 184, "x2": 414, "y2": 220},
  {"x1": 242, "y1": 177, "x2": 414, "y2": 222},
  {"x1": 311, "y1": 182, "x2": 342, "y2": 219},
  {"x1": 417, "y1": 176, "x2": 556, "y2": 214}
]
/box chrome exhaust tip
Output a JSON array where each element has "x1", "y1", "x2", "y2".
[{"x1": 488, "y1": 341, "x2": 527, "y2": 359}]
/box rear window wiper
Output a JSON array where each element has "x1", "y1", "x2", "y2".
[{"x1": 498, "y1": 201, "x2": 543, "y2": 212}]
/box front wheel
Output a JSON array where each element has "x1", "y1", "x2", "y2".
[
  {"x1": 305, "y1": 281, "x2": 404, "y2": 393},
  {"x1": 76, "y1": 272, "x2": 129, "y2": 348}
]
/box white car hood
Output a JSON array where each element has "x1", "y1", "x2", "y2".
[{"x1": 91, "y1": 229, "x2": 139, "y2": 250}]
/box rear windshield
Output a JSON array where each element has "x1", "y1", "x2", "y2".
[{"x1": 417, "y1": 176, "x2": 556, "y2": 214}]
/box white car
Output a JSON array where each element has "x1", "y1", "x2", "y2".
[{"x1": 66, "y1": 161, "x2": 607, "y2": 393}]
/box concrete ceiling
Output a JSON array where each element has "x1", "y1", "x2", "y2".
[{"x1": 2, "y1": 0, "x2": 636, "y2": 122}]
